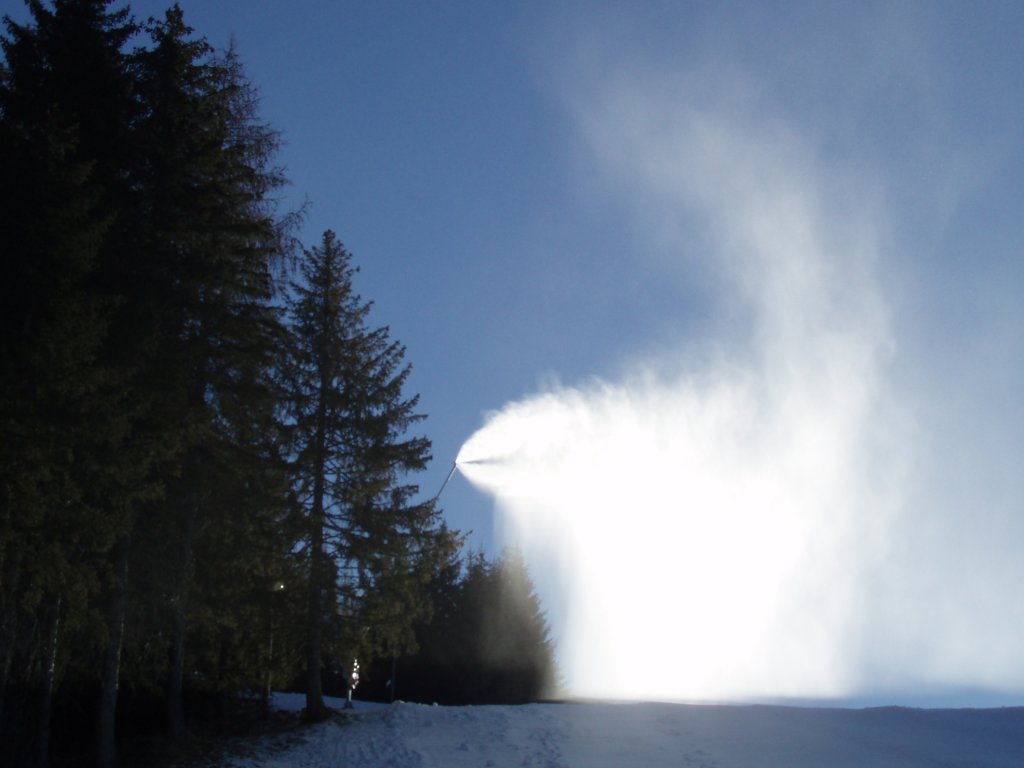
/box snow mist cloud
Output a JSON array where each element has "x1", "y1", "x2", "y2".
[{"x1": 458, "y1": 52, "x2": 1024, "y2": 702}]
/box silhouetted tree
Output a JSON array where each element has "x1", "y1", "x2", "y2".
[
  {"x1": 380, "y1": 548, "x2": 557, "y2": 705},
  {"x1": 0, "y1": 3, "x2": 147, "y2": 765},
  {"x1": 127, "y1": 6, "x2": 294, "y2": 743},
  {"x1": 284, "y1": 231, "x2": 452, "y2": 721},
  {"x1": 1, "y1": 2, "x2": 296, "y2": 762}
]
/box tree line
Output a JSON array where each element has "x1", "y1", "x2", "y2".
[
  {"x1": 366, "y1": 548, "x2": 558, "y2": 707},
  {"x1": 0, "y1": 2, "x2": 555, "y2": 766}
]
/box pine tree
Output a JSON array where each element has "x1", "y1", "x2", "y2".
[
  {"x1": 284, "y1": 231, "x2": 450, "y2": 721},
  {"x1": 384, "y1": 548, "x2": 558, "y2": 705},
  {"x1": 126, "y1": 7, "x2": 294, "y2": 742},
  {"x1": 2, "y1": 3, "x2": 298, "y2": 761},
  {"x1": 0, "y1": 3, "x2": 147, "y2": 765},
  {"x1": 479, "y1": 548, "x2": 557, "y2": 703}
]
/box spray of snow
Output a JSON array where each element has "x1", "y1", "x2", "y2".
[
  {"x1": 457, "y1": 58, "x2": 1024, "y2": 702},
  {"x1": 458, "y1": 102, "x2": 897, "y2": 700}
]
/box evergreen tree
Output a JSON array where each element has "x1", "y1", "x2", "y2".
[
  {"x1": 284, "y1": 231, "x2": 451, "y2": 721},
  {"x1": 125, "y1": 7, "x2": 294, "y2": 743},
  {"x1": 477, "y1": 549, "x2": 557, "y2": 703},
  {"x1": 0, "y1": 3, "x2": 149, "y2": 765},
  {"x1": 1, "y1": 3, "x2": 297, "y2": 761},
  {"x1": 382, "y1": 548, "x2": 558, "y2": 705}
]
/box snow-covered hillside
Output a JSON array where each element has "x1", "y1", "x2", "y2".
[{"x1": 227, "y1": 694, "x2": 1024, "y2": 767}]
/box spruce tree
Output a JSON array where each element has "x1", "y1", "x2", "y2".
[
  {"x1": 0, "y1": 3, "x2": 147, "y2": 764},
  {"x1": 126, "y1": 7, "x2": 294, "y2": 742},
  {"x1": 2, "y1": 3, "x2": 298, "y2": 761},
  {"x1": 479, "y1": 549, "x2": 558, "y2": 702},
  {"x1": 285, "y1": 231, "x2": 450, "y2": 721},
  {"x1": 386, "y1": 548, "x2": 558, "y2": 705}
]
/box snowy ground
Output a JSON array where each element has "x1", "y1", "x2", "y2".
[{"x1": 224, "y1": 693, "x2": 1024, "y2": 767}]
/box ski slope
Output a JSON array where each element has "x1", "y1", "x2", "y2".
[{"x1": 227, "y1": 694, "x2": 1024, "y2": 767}]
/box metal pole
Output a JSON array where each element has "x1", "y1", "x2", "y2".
[{"x1": 434, "y1": 461, "x2": 458, "y2": 500}]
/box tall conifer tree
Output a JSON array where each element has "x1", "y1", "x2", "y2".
[
  {"x1": 1, "y1": 3, "x2": 297, "y2": 761},
  {"x1": 0, "y1": 3, "x2": 145, "y2": 765},
  {"x1": 285, "y1": 231, "x2": 448, "y2": 721},
  {"x1": 128, "y1": 7, "x2": 294, "y2": 742}
]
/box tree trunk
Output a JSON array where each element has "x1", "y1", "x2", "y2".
[
  {"x1": 96, "y1": 535, "x2": 130, "y2": 768},
  {"x1": 0, "y1": 543, "x2": 23, "y2": 741},
  {"x1": 167, "y1": 498, "x2": 197, "y2": 742},
  {"x1": 304, "y1": 392, "x2": 328, "y2": 722},
  {"x1": 35, "y1": 595, "x2": 61, "y2": 768},
  {"x1": 390, "y1": 654, "x2": 397, "y2": 703},
  {"x1": 262, "y1": 616, "x2": 273, "y2": 720},
  {"x1": 304, "y1": 501, "x2": 327, "y2": 721}
]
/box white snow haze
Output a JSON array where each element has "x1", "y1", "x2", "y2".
[{"x1": 457, "y1": 28, "x2": 1024, "y2": 704}]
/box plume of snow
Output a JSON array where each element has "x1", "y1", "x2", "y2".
[{"x1": 459, "y1": 70, "x2": 908, "y2": 699}]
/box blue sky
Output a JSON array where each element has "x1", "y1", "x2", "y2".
[{"x1": 7, "y1": 1, "x2": 1024, "y2": 702}]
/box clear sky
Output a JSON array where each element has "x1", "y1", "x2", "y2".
[{"x1": 7, "y1": 0, "x2": 1024, "y2": 704}]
